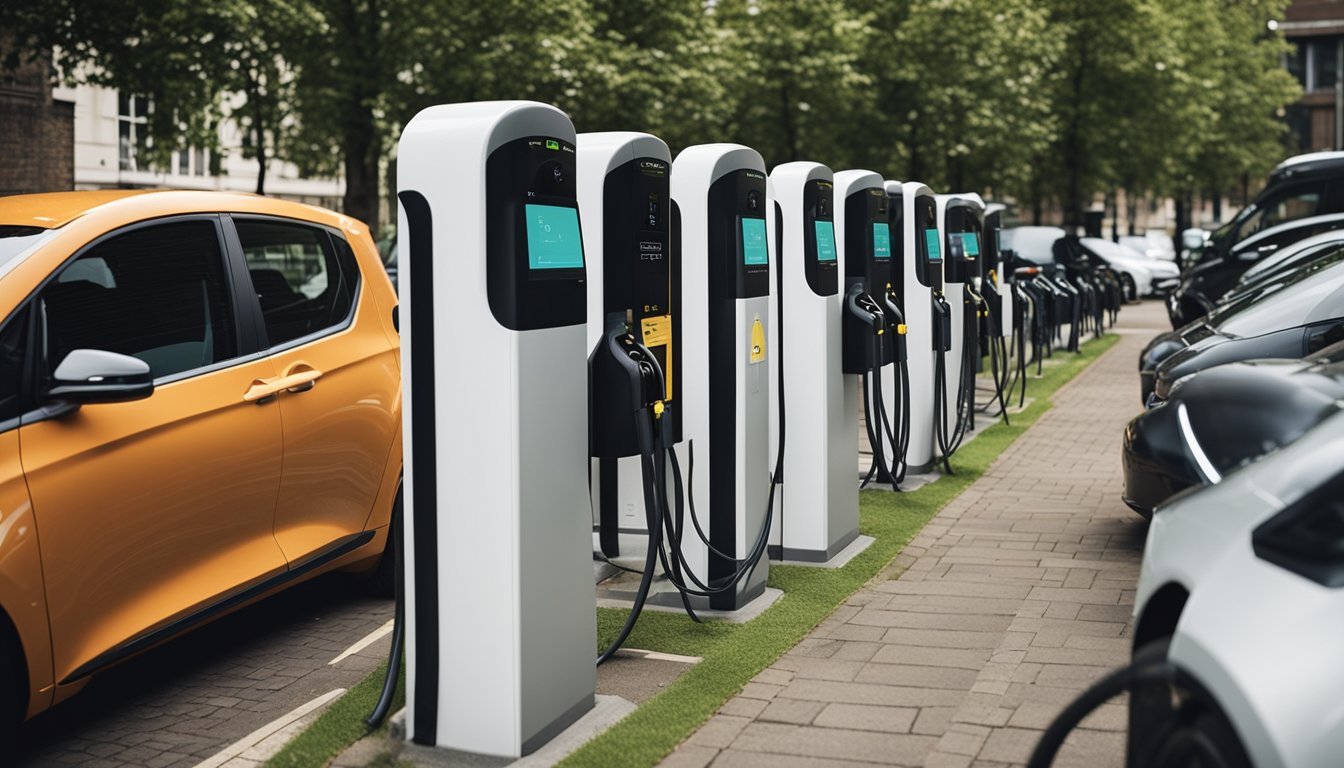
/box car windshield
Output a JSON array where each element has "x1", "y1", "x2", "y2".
[
  {"x1": 1211, "y1": 246, "x2": 1344, "y2": 337},
  {"x1": 1001, "y1": 227, "x2": 1064, "y2": 265},
  {"x1": 1240, "y1": 240, "x2": 1342, "y2": 288},
  {"x1": 0, "y1": 225, "x2": 57, "y2": 278}
]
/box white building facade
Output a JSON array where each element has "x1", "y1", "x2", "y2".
[{"x1": 52, "y1": 83, "x2": 343, "y2": 207}]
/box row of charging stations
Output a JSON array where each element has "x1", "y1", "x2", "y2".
[{"x1": 394, "y1": 100, "x2": 1026, "y2": 760}]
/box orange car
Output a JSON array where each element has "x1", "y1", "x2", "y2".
[{"x1": 0, "y1": 190, "x2": 402, "y2": 738}]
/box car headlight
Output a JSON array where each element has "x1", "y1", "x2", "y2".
[
  {"x1": 1176, "y1": 402, "x2": 1221, "y2": 483},
  {"x1": 1252, "y1": 470, "x2": 1344, "y2": 587}
]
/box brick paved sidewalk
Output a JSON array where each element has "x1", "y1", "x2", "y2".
[{"x1": 663, "y1": 301, "x2": 1170, "y2": 768}]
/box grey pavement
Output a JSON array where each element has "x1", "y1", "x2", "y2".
[
  {"x1": 17, "y1": 572, "x2": 396, "y2": 768},
  {"x1": 662, "y1": 300, "x2": 1169, "y2": 767}
]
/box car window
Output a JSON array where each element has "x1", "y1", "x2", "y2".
[
  {"x1": 235, "y1": 220, "x2": 358, "y2": 348},
  {"x1": 0, "y1": 311, "x2": 29, "y2": 423},
  {"x1": 39, "y1": 220, "x2": 238, "y2": 381},
  {"x1": 1236, "y1": 185, "x2": 1326, "y2": 242}
]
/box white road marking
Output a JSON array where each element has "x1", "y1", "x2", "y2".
[
  {"x1": 193, "y1": 687, "x2": 346, "y2": 768},
  {"x1": 329, "y1": 619, "x2": 395, "y2": 666}
]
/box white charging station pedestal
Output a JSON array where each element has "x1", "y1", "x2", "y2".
[
  {"x1": 672, "y1": 144, "x2": 771, "y2": 610},
  {"x1": 896, "y1": 181, "x2": 939, "y2": 474},
  {"x1": 397, "y1": 101, "x2": 595, "y2": 758},
  {"x1": 765, "y1": 162, "x2": 857, "y2": 563},
  {"x1": 578, "y1": 132, "x2": 674, "y2": 559},
  {"x1": 937, "y1": 193, "x2": 986, "y2": 443},
  {"x1": 984, "y1": 202, "x2": 1012, "y2": 342}
]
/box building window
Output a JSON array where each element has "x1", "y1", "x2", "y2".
[
  {"x1": 1311, "y1": 39, "x2": 1340, "y2": 92},
  {"x1": 118, "y1": 93, "x2": 151, "y2": 172},
  {"x1": 173, "y1": 147, "x2": 211, "y2": 177},
  {"x1": 1288, "y1": 44, "x2": 1307, "y2": 90}
]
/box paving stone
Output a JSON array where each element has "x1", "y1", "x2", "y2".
[
  {"x1": 758, "y1": 699, "x2": 826, "y2": 725},
  {"x1": 665, "y1": 304, "x2": 1162, "y2": 767}
]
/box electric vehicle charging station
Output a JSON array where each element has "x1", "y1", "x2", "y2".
[
  {"x1": 764, "y1": 162, "x2": 859, "y2": 563},
  {"x1": 836, "y1": 171, "x2": 907, "y2": 491},
  {"x1": 936, "y1": 194, "x2": 986, "y2": 463},
  {"x1": 671, "y1": 143, "x2": 774, "y2": 611},
  {"x1": 981, "y1": 202, "x2": 1016, "y2": 417},
  {"x1": 578, "y1": 132, "x2": 676, "y2": 563},
  {"x1": 397, "y1": 101, "x2": 595, "y2": 757},
  {"x1": 895, "y1": 181, "x2": 942, "y2": 474}
]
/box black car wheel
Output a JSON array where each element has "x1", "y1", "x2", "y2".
[
  {"x1": 1121, "y1": 273, "x2": 1137, "y2": 303},
  {"x1": 0, "y1": 627, "x2": 22, "y2": 748},
  {"x1": 1127, "y1": 640, "x2": 1253, "y2": 768}
]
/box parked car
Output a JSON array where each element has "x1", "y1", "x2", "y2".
[
  {"x1": 0, "y1": 190, "x2": 402, "y2": 739},
  {"x1": 1119, "y1": 230, "x2": 1177, "y2": 263},
  {"x1": 1128, "y1": 409, "x2": 1344, "y2": 766},
  {"x1": 1167, "y1": 151, "x2": 1344, "y2": 328},
  {"x1": 1122, "y1": 339, "x2": 1344, "y2": 516},
  {"x1": 1138, "y1": 243, "x2": 1344, "y2": 403},
  {"x1": 1080, "y1": 237, "x2": 1180, "y2": 300}
]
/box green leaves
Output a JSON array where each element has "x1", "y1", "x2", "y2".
[{"x1": 1, "y1": 0, "x2": 1301, "y2": 228}]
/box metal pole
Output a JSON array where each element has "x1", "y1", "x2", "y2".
[{"x1": 1335, "y1": 38, "x2": 1343, "y2": 150}]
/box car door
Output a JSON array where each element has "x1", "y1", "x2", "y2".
[
  {"x1": 18, "y1": 217, "x2": 288, "y2": 685},
  {"x1": 228, "y1": 216, "x2": 398, "y2": 564}
]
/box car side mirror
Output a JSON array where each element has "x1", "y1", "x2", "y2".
[
  {"x1": 1181, "y1": 228, "x2": 1207, "y2": 252},
  {"x1": 1306, "y1": 319, "x2": 1344, "y2": 356},
  {"x1": 46, "y1": 349, "x2": 154, "y2": 405}
]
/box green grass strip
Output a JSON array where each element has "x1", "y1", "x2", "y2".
[
  {"x1": 271, "y1": 333, "x2": 1118, "y2": 768},
  {"x1": 265, "y1": 663, "x2": 405, "y2": 768}
]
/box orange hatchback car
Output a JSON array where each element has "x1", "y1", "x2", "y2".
[{"x1": 0, "y1": 191, "x2": 402, "y2": 736}]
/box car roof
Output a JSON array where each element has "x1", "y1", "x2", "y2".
[
  {"x1": 0, "y1": 190, "x2": 361, "y2": 233},
  {"x1": 1270, "y1": 151, "x2": 1344, "y2": 181}
]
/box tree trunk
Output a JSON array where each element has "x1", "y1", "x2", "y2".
[
  {"x1": 343, "y1": 105, "x2": 379, "y2": 236},
  {"x1": 779, "y1": 85, "x2": 798, "y2": 163},
  {"x1": 1062, "y1": 4, "x2": 1089, "y2": 232},
  {"x1": 245, "y1": 70, "x2": 268, "y2": 196},
  {"x1": 253, "y1": 107, "x2": 267, "y2": 196}
]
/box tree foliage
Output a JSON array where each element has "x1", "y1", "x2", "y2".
[{"x1": 0, "y1": 0, "x2": 1301, "y2": 232}]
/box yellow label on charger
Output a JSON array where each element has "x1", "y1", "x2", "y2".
[
  {"x1": 641, "y1": 314, "x2": 674, "y2": 401},
  {"x1": 750, "y1": 314, "x2": 766, "y2": 364}
]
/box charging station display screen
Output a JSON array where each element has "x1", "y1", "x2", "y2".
[
  {"x1": 873, "y1": 222, "x2": 891, "y2": 261},
  {"x1": 742, "y1": 217, "x2": 769, "y2": 265},
  {"x1": 925, "y1": 228, "x2": 942, "y2": 262},
  {"x1": 525, "y1": 204, "x2": 584, "y2": 270},
  {"x1": 815, "y1": 221, "x2": 837, "y2": 262},
  {"x1": 960, "y1": 232, "x2": 980, "y2": 258}
]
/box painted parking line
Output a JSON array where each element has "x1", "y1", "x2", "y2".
[
  {"x1": 329, "y1": 618, "x2": 395, "y2": 666},
  {"x1": 193, "y1": 688, "x2": 346, "y2": 768}
]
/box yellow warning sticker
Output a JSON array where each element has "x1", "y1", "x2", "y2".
[
  {"x1": 641, "y1": 314, "x2": 674, "y2": 401},
  {"x1": 750, "y1": 314, "x2": 766, "y2": 364}
]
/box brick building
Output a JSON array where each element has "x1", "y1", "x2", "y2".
[
  {"x1": 1283, "y1": 0, "x2": 1344, "y2": 151},
  {"x1": 0, "y1": 49, "x2": 75, "y2": 196}
]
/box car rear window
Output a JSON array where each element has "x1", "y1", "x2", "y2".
[{"x1": 235, "y1": 219, "x2": 359, "y2": 348}]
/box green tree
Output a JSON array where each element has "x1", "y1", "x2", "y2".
[
  {"x1": 709, "y1": 0, "x2": 871, "y2": 169},
  {"x1": 1, "y1": 0, "x2": 297, "y2": 195}
]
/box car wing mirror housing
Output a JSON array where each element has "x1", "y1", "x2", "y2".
[{"x1": 47, "y1": 349, "x2": 154, "y2": 405}]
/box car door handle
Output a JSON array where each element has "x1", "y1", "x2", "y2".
[{"x1": 243, "y1": 369, "x2": 323, "y2": 403}]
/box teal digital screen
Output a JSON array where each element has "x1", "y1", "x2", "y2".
[
  {"x1": 815, "y1": 221, "x2": 837, "y2": 262},
  {"x1": 924, "y1": 228, "x2": 942, "y2": 262},
  {"x1": 742, "y1": 217, "x2": 768, "y2": 265},
  {"x1": 961, "y1": 232, "x2": 980, "y2": 258},
  {"x1": 873, "y1": 222, "x2": 891, "y2": 260},
  {"x1": 525, "y1": 204, "x2": 584, "y2": 270}
]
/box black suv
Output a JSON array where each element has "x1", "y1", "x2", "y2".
[{"x1": 1169, "y1": 152, "x2": 1344, "y2": 328}]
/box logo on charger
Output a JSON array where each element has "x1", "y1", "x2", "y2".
[{"x1": 640, "y1": 241, "x2": 664, "y2": 260}]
